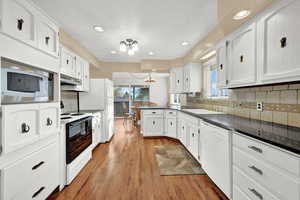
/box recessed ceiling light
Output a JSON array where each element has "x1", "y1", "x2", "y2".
[
  {"x1": 149, "y1": 51, "x2": 154, "y2": 56},
  {"x1": 233, "y1": 10, "x2": 251, "y2": 20},
  {"x1": 201, "y1": 50, "x2": 216, "y2": 60},
  {"x1": 111, "y1": 50, "x2": 117, "y2": 54},
  {"x1": 181, "y1": 41, "x2": 189, "y2": 46},
  {"x1": 93, "y1": 26, "x2": 104, "y2": 32}
]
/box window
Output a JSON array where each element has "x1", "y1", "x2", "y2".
[
  {"x1": 203, "y1": 58, "x2": 228, "y2": 98},
  {"x1": 132, "y1": 86, "x2": 149, "y2": 102}
]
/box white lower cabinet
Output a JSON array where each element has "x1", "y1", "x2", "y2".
[
  {"x1": 201, "y1": 121, "x2": 231, "y2": 199},
  {"x1": 1, "y1": 141, "x2": 59, "y2": 200},
  {"x1": 142, "y1": 110, "x2": 164, "y2": 137},
  {"x1": 177, "y1": 118, "x2": 187, "y2": 145},
  {"x1": 165, "y1": 118, "x2": 177, "y2": 138},
  {"x1": 1, "y1": 103, "x2": 60, "y2": 154},
  {"x1": 233, "y1": 133, "x2": 300, "y2": 200}
]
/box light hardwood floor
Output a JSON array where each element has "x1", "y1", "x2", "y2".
[{"x1": 50, "y1": 119, "x2": 228, "y2": 200}]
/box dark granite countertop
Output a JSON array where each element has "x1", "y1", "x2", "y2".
[
  {"x1": 139, "y1": 106, "x2": 300, "y2": 155},
  {"x1": 79, "y1": 109, "x2": 104, "y2": 113}
]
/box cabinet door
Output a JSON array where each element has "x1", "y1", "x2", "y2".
[
  {"x1": 39, "y1": 103, "x2": 60, "y2": 139},
  {"x1": 82, "y1": 60, "x2": 90, "y2": 92},
  {"x1": 217, "y1": 41, "x2": 228, "y2": 88},
  {"x1": 183, "y1": 65, "x2": 190, "y2": 92},
  {"x1": 1, "y1": 0, "x2": 37, "y2": 47},
  {"x1": 1, "y1": 104, "x2": 39, "y2": 154},
  {"x1": 165, "y1": 118, "x2": 177, "y2": 138},
  {"x1": 169, "y1": 68, "x2": 176, "y2": 93},
  {"x1": 228, "y1": 22, "x2": 256, "y2": 87},
  {"x1": 60, "y1": 47, "x2": 75, "y2": 77},
  {"x1": 175, "y1": 67, "x2": 183, "y2": 93},
  {"x1": 201, "y1": 122, "x2": 231, "y2": 198},
  {"x1": 189, "y1": 124, "x2": 198, "y2": 159},
  {"x1": 37, "y1": 18, "x2": 59, "y2": 57},
  {"x1": 258, "y1": 0, "x2": 300, "y2": 83},
  {"x1": 144, "y1": 116, "x2": 164, "y2": 136}
]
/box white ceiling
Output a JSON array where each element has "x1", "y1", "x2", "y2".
[{"x1": 33, "y1": 0, "x2": 218, "y2": 62}]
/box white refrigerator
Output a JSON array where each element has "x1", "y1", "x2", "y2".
[{"x1": 79, "y1": 79, "x2": 114, "y2": 143}]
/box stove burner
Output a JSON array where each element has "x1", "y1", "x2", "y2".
[
  {"x1": 71, "y1": 113, "x2": 84, "y2": 116},
  {"x1": 61, "y1": 117, "x2": 72, "y2": 120}
]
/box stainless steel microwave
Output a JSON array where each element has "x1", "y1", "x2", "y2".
[{"x1": 1, "y1": 58, "x2": 55, "y2": 104}]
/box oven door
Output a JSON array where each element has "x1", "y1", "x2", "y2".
[{"x1": 66, "y1": 117, "x2": 92, "y2": 164}]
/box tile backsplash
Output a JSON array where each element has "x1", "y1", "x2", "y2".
[
  {"x1": 185, "y1": 83, "x2": 300, "y2": 128},
  {"x1": 61, "y1": 91, "x2": 78, "y2": 113}
]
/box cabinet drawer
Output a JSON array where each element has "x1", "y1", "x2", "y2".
[
  {"x1": 233, "y1": 167, "x2": 280, "y2": 200},
  {"x1": 2, "y1": 104, "x2": 39, "y2": 154},
  {"x1": 233, "y1": 148, "x2": 300, "y2": 200},
  {"x1": 143, "y1": 109, "x2": 164, "y2": 116},
  {"x1": 2, "y1": 141, "x2": 59, "y2": 200},
  {"x1": 39, "y1": 103, "x2": 60, "y2": 138},
  {"x1": 233, "y1": 133, "x2": 300, "y2": 177},
  {"x1": 165, "y1": 110, "x2": 177, "y2": 118}
]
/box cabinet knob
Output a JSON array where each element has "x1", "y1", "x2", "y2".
[
  {"x1": 32, "y1": 161, "x2": 45, "y2": 170},
  {"x1": 45, "y1": 36, "x2": 50, "y2": 45},
  {"x1": 32, "y1": 187, "x2": 45, "y2": 198},
  {"x1": 170, "y1": 122, "x2": 173, "y2": 126},
  {"x1": 17, "y1": 19, "x2": 24, "y2": 31},
  {"x1": 248, "y1": 146, "x2": 263, "y2": 153},
  {"x1": 153, "y1": 121, "x2": 155, "y2": 125},
  {"x1": 192, "y1": 133, "x2": 195, "y2": 137},
  {"x1": 280, "y1": 37, "x2": 287, "y2": 48},
  {"x1": 152, "y1": 112, "x2": 156, "y2": 114},
  {"x1": 46, "y1": 118, "x2": 53, "y2": 126},
  {"x1": 21, "y1": 123, "x2": 30, "y2": 133},
  {"x1": 248, "y1": 188, "x2": 263, "y2": 200},
  {"x1": 66, "y1": 59, "x2": 69, "y2": 64},
  {"x1": 248, "y1": 165, "x2": 263, "y2": 175},
  {"x1": 220, "y1": 64, "x2": 223, "y2": 70},
  {"x1": 240, "y1": 55, "x2": 244, "y2": 63}
]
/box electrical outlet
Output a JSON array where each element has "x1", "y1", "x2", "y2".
[{"x1": 257, "y1": 102, "x2": 263, "y2": 111}]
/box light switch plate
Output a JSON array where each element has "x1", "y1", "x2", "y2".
[{"x1": 257, "y1": 102, "x2": 263, "y2": 111}]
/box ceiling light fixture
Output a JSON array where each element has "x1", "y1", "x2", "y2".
[
  {"x1": 181, "y1": 41, "x2": 189, "y2": 46},
  {"x1": 144, "y1": 73, "x2": 156, "y2": 83},
  {"x1": 119, "y1": 39, "x2": 139, "y2": 56},
  {"x1": 111, "y1": 50, "x2": 117, "y2": 54},
  {"x1": 233, "y1": 10, "x2": 251, "y2": 20},
  {"x1": 149, "y1": 51, "x2": 154, "y2": 56},
  {"x1": 201, "y1": 50, "x2": 216, "y2": 60},
  {"x1": 93, "y1": 26, "x2": 104, "y2": 32}
]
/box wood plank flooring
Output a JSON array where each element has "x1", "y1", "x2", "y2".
[{"x1": 50, "y1": 119, "x2": 228, "y2": 200}]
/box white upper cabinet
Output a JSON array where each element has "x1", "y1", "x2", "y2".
[
  {"x1": 216, "y1": 40, "x2": 228, "y2": 88},
  {"x1": 60, "y1": 46, "x2": 76, "y2": 77},
  {"x1": 169, "y1": 67, "x2": 183, "y2": 93},
  {"x1": 1, "y1": 0, "x2": 37, "y2": 46},
  {"x1": 169, "y1": 68, "x2": 177, "y2": 93},
  {"x1": 257, "y1": 0, "x2": 300, "y2": 84},
  {"x1": 37, "y1": 15, "x2": 59, "y2": 57},
  {"x1": 82, "y1": 59, "x2": 90, "y2": 92},
  {"x1": 0, "y1": 0, "x2": 59, "y2": 58},
  {"x1": 183, "y1": 63, "x2": 202, "y2": 93},
  {"x1": 227, "y1": 22, "x2": 257, "y2": 88}
]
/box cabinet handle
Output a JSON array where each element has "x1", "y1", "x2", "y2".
[
  {"x1": 177, "y1": 80, "x2": 180, "y2": 84},
  {"x1": 66, "y1": 59, "x2": 69, "y2": 64},
  {"x1": 198, "y1": 129, "x2": 200, "y2": 134},
  {"x1": 169, "y1": 112, "x2": 173, "y2": 114},
  {"x1": 248, "y1": 146, "x2": 263, "y2": 153},
  {"x1": 32, "y1": 161, "x2": 45, "y2": 170},
  {"x1": 45, "y1": 36, "x2": 50, "y2": 45},
  {"x1": 21, "y1": 123, "x2": 30, "y2": 133},
  {"x1": 240, "y1": 55, "x2": 244, "y2": 63},
  {"x1": 248, "y1": 165, "x2": 263, "y2": 175},
  {"x1": 248, "y1": 188, "x2": 263, "y2": 200},
  {"x1": 220, "y1": 64, "x2": 223, "y2": 70},
  {"x1": 280, "y1": 37, "x2": 287, "y2": 48},
  {"x1": 46, "y1": 118, "x2": 53, "y2": 126},
  {"x1": 170, "y1": 122, "x2": 173, "y2": 126},
  {"x1": 152, "y1": 112, "x2": 156, "y2": 114},
  {"x1": 182, "y1": 126, "x2": 184, "y2": 130},
  {"x1": 32, "y1": 187, "x2": 45, "y2": 198},
  {"x1": 192, "y1": 133, "x2": 195, "y2": 137},
  {"x1": 153, "y1": 121, "x2": 155, "y2": 125},
  {"x1": 17, "y1": 19, "x2": 24, "y2": 31}
]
